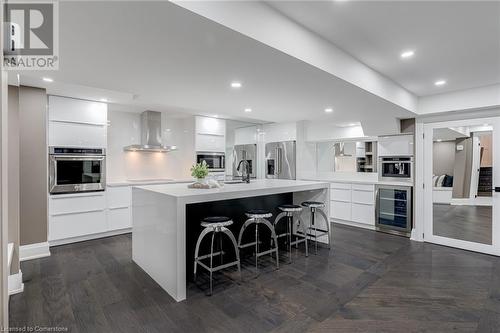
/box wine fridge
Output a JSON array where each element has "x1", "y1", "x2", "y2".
[{"x1": 375, "y1": 185, "x2": 412, "y2": 237}]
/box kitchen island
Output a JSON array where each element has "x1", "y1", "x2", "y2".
[{"x1": 131, "y1": 179, "x2": 330, "y2": 301}]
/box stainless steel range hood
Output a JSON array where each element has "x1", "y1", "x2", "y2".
[{"x1": 123, "y1": 111, "x2": 177, "y2": 152}]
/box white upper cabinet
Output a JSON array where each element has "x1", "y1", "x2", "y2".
[
  {"x1": 262, "y1": 122, "x2": 297, "y2": 143},
  {"x1": 195, "y1": 116, "x2": 226, "y2": 136},
  {"x1": 48, "y1": 96, "x2": 107, "y2": 148},
  {"x1": 49, "y1": 96, "x2": 107, "y2": 125},
  {"x1": 377, "y1": 135, "x2": 414, "y2": 156},
  {"x1": 234, "y1": 126, "x2": 258, "y2": 145},
  {"x1": 195, "y1": 116, "x2": 226, "y2": 152}
]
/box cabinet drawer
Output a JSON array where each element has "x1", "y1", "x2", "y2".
[
  {"x1": 351, "y1": 184, "x2": 374, "y2": 192},
  {"x1": 107, "y1": 186, "x2": 131, "y2": 209},
  {"x1": 351, "y1": 190, "x2": 374, "y2": 205},
  {"x1": 330, "y1": 182, "x2": 351, "y2": 190},
  {"x1": 50, "y1": 193, "x2": 106, "y2": 215},
  {"x1": 108, "y1": 207, "x2": 131, "y2": 230},
  {"x1": 330, "y1": 188, "x2": 351, "y2": 202},
  {"x1": 49, "y1": 210, "x2": 107, "y2": 241},
  {"x1": 330, "y1": 201, "x2": 351, "y2": 221},
  {"x1": 351, "y1": 203, "x2": 375, "y2": 225}
]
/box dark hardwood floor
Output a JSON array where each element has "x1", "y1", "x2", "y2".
[
  {"x1": 9, "y1": 224, "x2": 500, "y2": 333},
  {"x1": 433, "y1": 204, "x2": 492, "y2": 245}
]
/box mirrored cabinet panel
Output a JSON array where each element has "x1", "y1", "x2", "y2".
[{"x1": 315, "y1": 140, "x2": 377, "y2": 173}]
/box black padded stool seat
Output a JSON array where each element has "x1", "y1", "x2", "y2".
[
  {"x1": 301, "y1": 201, "x2": 325, "y2": 208},
  {"x1": 245, "y1": 209, "x2": 272, "y2": 218},
  {"x1": 278, "y1": 204, "x2": 303, "y2": 212},
  {"x1": 201, "y1": 216, "x2": 233, "y2": 228}
]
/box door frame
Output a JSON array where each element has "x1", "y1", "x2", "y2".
[{"x1": 423, "y1": 116, "x2": 500, "y2": 256}]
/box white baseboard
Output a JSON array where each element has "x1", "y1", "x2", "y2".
[
  {"x1": 451, "y1": 197, "x2": 492, "y2": 206},
  {"x1": 332, "y1": 219, "x2": 376, "y2": 231},
  {"x1": 8, "y1": 270, "x2": 24, "y2": 296},
  {"x1": 49, "y1": 228, "x2": 131, "y2": 247},
  {"x1": 19, "y1": 242, "x2": 51, "y2": 262}
]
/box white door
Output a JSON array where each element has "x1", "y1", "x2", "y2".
[{"x1": 423, "y1": 117, "x2": 500, "y2": 255}]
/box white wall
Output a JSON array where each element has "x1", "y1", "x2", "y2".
[{"x1": 107, "y1": 110, "x2": 195, "y2": 182}]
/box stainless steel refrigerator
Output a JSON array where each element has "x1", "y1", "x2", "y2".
[
  {"x1": 233, "y1": 144, "x2": 257, "y2": 179},
  {"x1": 265, "y1": 141, "x2": 296, "y2": 180}
]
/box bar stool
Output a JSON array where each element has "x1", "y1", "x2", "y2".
[
  {"x1": 273, "y1": 204, "x2": 308, "y2": 263},
  {"x1": 194, "y1": 216, "x2": 241, "y2": 295},
  {"x1": 238, "y1": 209, "x2": 279, "y2": 271},
  {"x1": 301, "y1": 201, "x2": 331, "y2": 254}
]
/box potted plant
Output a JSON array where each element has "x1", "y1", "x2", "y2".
[{"x1": 190, "y1": 160, "x2": 209, "y2": 184}]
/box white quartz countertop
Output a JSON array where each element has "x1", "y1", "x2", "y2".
[
  {"x1": 134, "y1": 179, "x2": 330, "y2": 201},
  {"x1": 300, "y1": 173, "x2": 413, "y2": 187},
  {"x1": 107, "y1": 179, "x2": 193, "y2": 187}
]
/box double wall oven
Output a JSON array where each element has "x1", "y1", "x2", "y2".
[{"x1": 49, "y1": 147, "x2": 106, "y2": 194}]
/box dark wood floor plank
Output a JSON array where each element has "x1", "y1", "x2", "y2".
[{"x1": 9, "y1": 225, "x2": 500, "y2": 333}]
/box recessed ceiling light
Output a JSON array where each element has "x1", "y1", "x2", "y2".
[
  {"x1": 42, "y1": 77, "x2": 53, "y2": 82},
  {"x1": 324, "y1": 108, "x2": 333, "y2": 113},
  {"x1": 244, "y1": 108, "x2": 252, "y2": 113},
  {"x1": 100, "y1": 98, "x2": 108, "y2": 102},
  {"x1": 436, "y1": 139, "x2": 442, "y2": 142},
  {"x1": 230, "y1": 82, "x2": 242, "y2": 88},
  {"x1": 400, "y1": 50, "x2": 415, "y2": 58},
  {"x1": 434, "y1": 80, "x2": 446, "y2": 86}
]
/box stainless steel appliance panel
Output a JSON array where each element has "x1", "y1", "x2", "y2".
[
  {"x1": 265, "y1": 141, "x2": 296, "y2": 180},
  {"x1": 233, "y1": 144, "x2": 257, "y2": 179}
]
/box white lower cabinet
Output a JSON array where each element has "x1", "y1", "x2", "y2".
[
  {"x1": 351, "y1": 203, "x2": 375, "y2": 225},
  {"x1": 330, "y1": 201, "x2": 351, "y2": 221},
  {"x1": 108, "y1": 207, "x2": 131, "y2": 230},
  {"x1": 49, "y1": 186, "x2": 133, "y2": 244},
  {"x1": 329, "y1": 182, "x2": 375, "y2": 228},
  {"x1": 50, "y1": 210, "x2": 107, "y2": 241}
]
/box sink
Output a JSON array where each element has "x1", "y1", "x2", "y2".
[{"x1": 224, "y1": 180, "x2": 248, "y2": 184}]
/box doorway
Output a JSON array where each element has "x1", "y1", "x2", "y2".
[{"x1": 423, "y1": 117, "x2": 500, "y2": 255}]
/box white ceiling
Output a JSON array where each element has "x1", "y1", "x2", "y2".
[
  {"x1": 15, "y1": 1, "x2": 413, "y2": 127},
  {"x1": 267, "y1": 1, "x2": 500, "y2": 96}
]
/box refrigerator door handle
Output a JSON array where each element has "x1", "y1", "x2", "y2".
[{"x1": 277, "y1": 147, "x2": 283, "y2": 175}]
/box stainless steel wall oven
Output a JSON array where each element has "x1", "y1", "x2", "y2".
[{"x1": 49, "y1": 147, "x2": 106, "y2": 194}]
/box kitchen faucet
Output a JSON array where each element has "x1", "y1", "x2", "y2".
[{"x1": 236, "y1": 160, "x2": 251, "y2": 183}]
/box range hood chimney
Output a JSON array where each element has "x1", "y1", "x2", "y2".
[{"x1": 123, "y1": 111, "x2": 177, "y2": 152}]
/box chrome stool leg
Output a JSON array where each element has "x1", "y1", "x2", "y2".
[
  {"x1": 209, "y1": 231, "x2": 216, "y2": 295},
  {"x1": 220, "y1": 226, "x2": 242, "y2": 279},
  {"x1": 255, "y1": 219, "x2": 259, "y2": 270},
  {"x1": 317, "y1": 208, "x2": 331, "y2": 250},
  {"x1": 194, "y1": 227, "x2": 213, "y2": 281}
]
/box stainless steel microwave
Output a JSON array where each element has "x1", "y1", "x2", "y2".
[
  {"x1": 196, "y1": 152, "x2": 225, "y2": 172},
  {"x1": 378, "y1": 156, "x2": 413, "y2": 182},
  {"x1": 49, "y1": 147, "x2": 106, "y2": 194}
]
